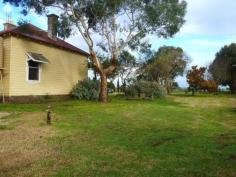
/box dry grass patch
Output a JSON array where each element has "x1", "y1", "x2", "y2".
[
  {"x1": 0, "y1": 112, "x2": 11, "y2": 127},
  {"x1": 0, "y1": 112, "x2": 55, "y2": 177},
  {"x1": 172, "y1": 95, "x2": 236, "y2": 108},
  {"x1": 0, "y1": 112, "x2": 11, "y2": 118}
]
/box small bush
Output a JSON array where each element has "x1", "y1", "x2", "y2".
[
  {"x1": 108, "y1": 82, "x2": 116, "y2": 93},
  {"x1": 71, "y1": 79, "x2": 99, "y2": 100},
  {"x1": 125, "y1": 84, "x2": 139, "y2": 97},
  {"x1": 125, "y1": 80, "x2": 166, "y2": 99},
  {"x1": 201, "y1": 80, "x2": 218, "y2": 93}
]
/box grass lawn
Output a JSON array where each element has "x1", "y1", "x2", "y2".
[{"x1": 0, "y1": 93, "x2": 236, "y2": 177}]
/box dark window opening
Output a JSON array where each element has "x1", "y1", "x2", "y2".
[{"x1": 28, "y1": 60, "x2": 39, "y2": 81}]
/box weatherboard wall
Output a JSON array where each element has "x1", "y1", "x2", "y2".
[
  {"x1": 8, "y1": 36, "x2": 88, "y2": 96},
  {"x1": 0, "y1": 37, "x2": 11, "y2": 96}
]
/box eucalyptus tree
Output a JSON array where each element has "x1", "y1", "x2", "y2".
[
  {"x1": 118, "y1": 51, "x2": 136, "y2": 86},
  {"x1": 5, "y1": 0, "x2": 187, "y2": 102},
  {"x1": 139, "y1": 46, "x2": 188, "y2": 94}
]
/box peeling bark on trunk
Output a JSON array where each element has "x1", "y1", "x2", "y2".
[
  {"x1": 99, "y1": 74, "x2": 108, "y2": 102},
  {"x1": 89, "y1": 50, "x2": 108, "y2": 103},
  {"x1": 89, "y1": 46, "x2": 117, "y2": 103}
]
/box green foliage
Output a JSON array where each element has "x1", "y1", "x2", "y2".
[
  {"x1": 172, "y1": 82, "x2": 179, "y2": 89},
  {"x1": 125, "y1": 80, "x2": 166, "y2": 98},
  {"x1": 107, "y1": 81, "x2": 116, "y2": 92},
  {"x1": 5, "y1": 0, "x2": 187, "y2": 102},
  {"x1": 71, "y1": 79, "x2": 99, "y2": 100},
  {"x1": 0, "y1": 125, "x2": 14, "y2": 130},
  {"x1": 5, "y1": 0, "x2": 187, "y2": 53},
  {"x1": 141, "y1": 46, "x2": 188, "y2": 79},
  {"x1": 124, "y1": 84, "x2": 139, "y2": 97},
  {"x1": 117, "y1": 51, "x2": 137, "y2": 83},
  {"x1": 139, "y1": 46, "x2": 189, "y2": 93},
  {"x1": 17, "y1": 19, "x2": 30, "y2": 26},
  {"x1": 209, "y1": 43, "x2": 236, "y2": 93},
  {"x1": 57, "y1": 13, "x2": 73, "y2": 40}
]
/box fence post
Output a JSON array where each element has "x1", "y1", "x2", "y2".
[{"x1": 47, "y1": 105, "x2": 52, "y2": 125}]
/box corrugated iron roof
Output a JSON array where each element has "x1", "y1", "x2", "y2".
[{"x1": 0, "y1": 24, "x2": 89, "y2": 57}]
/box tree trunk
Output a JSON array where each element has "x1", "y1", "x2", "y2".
[
  {"x1": 93, "y1": 70, "x2": 97, "y2": 81},
  {"x1": 231, "y1": 81, "x2": 236, "y2": 94},
  {"x1": 89, "y1": 49, "x2": 117, "y2": 102},
  {"x1": 230, "y1": 87, "x2": 235, "y2": 94},
  {"x1": 117, "y1": 79, "x2": 120, "y2": 93},
  {"x1": 165, "y1": 79, "x2": 171, "y2": 94},
  {"x1": 192, "y1": 89, "x2": 195, "y2": 96},
  {"x1": 99, "y1": 73, "x2": 108, "y2": 102},
  {"x1": 166, "y1": 86, "x2": 170, "y2": 94}
]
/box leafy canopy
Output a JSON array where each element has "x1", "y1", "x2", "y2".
[
  {"x1": 187, "y1": 65, "x2": 206, "y2": 93},
  {"x1": 4, "y1": 0, "x2": 187, "y2": 57},
  {"x1": 140, "y1": 46, "x2": 188, "y2": 81},
  {"x1": 4, "y1": 0, "x2": 187, "y2": 101},
  {"x1": 209, "y1": 43, "x2": 236, "y2": 89},
  {"x1": 117, "y1": 51, "x2": 137, "y2": 82}
]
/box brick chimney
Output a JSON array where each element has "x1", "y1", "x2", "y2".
[
  {"x1": 4, "y1": 22, "x2": 16, "y2": 31},
  {"x1": 47, "y1": 14, "x2": 59, "y2": 40}
]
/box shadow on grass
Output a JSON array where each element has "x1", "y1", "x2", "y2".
[
  {"x1": 229, "y1": 108, "x2": 236, "y2": 114},
  {"x1": 110, "y1": 94, "x2": 185, "y2": 107}
]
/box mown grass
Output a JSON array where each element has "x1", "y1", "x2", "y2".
[{"x1": 0, "y1": 93, "x2": 236, "y2": 177}]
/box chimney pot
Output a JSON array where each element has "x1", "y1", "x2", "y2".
[{"x1": 47, "y1": 14, "x2": 59, "y2": 40}]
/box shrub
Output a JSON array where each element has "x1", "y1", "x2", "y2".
[
  {"x1": 201, "y1": 80, "x2": 218, "y2": 93},
  {"x1": 125, "y1": 84, "x2": 139, "y2": 97},
  {"x1": 108, "y1": 82, "x2": 116, "y2": 93},
  {"x1": 71, "y1": 79, "x2": 99, "y2": 100},
  {"x1": 125, "y1": 80, "x2": 166, "y2": 98}
]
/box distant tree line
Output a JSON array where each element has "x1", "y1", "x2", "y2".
[
  {"x1": 80, "y1": 42, "x2": 236, "y2": 99},
  {"x1": 186, "y1": 43, "x2": 236, "y2": 95}
]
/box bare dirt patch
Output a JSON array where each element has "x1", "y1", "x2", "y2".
[
  {"x1": 229, "y1": 154, "x2": 236, "y2": 161},
  {"x1": 217, "y1": 133, "x2": 236, "y2": 150},
  {"x1": 0, "y1": 112, "x2": 55, "y2": 177}
]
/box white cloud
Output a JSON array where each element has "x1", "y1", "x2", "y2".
[
  {"x1": 179, "y1": 0, "x2": 236, "y2": 36},
  {"x1": 3, "y1": 3, "x2": 12, "y2": 14},
  {"x1": 0, "y1": 17, "x2": 5, "y2": 25},
  {"x1": 66, "y1": 35, "x2": 89, "y2": 52}
]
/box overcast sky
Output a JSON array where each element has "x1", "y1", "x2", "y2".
[{"x1": 0, "y1": 0, "x2": 235, "y2": 87}]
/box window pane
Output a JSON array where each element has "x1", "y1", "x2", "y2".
[
  {"x1": 28, "y1": 60, "x2": 39, "y2": 67},
  {"x1": 28, "y1": 67, "x2": 39, "y2": 80}
]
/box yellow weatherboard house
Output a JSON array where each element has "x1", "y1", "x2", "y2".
[{"x1": 0, "y1": 14, "x2": 88, "y2": 103}]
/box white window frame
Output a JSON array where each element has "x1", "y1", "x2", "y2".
[{"x1": 26, "y1": 57, "x2": 42, "y2": 84}]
